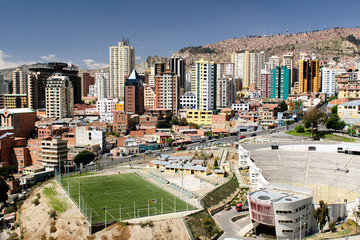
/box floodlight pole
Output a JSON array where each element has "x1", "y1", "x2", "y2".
[
  {"x1": 181, "y1": 163, "x2": 184, "y2": 199},
  {"x1": 105, "y1": 206, "x2": 107, "y2": 228},
  {"x1": 67, "y1": 165, "x2": 69, "y2": 194},
  {"x1": 78, "y1": 171, "x2": 81, "y2": 208}
]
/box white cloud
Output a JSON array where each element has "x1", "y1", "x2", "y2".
[
  {"x1": 40, "y1": 54, "x2": 57, "y2": 61},
  {"x1": 0, "y1": 50, "x2": 35, "y2": 70},
  {"x1": 83, "y1": 59, "x2": 109, "y2": 69},
  {"x1": 135, "y1": 56, "x2": 142, "y2": 60}
]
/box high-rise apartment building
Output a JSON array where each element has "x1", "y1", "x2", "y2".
[
  {"x1": 124, "y1": 70, "x2": 144, "y2": 114},
  {"x1": 260, "y1": 69, "x2": 271, "y2": 98},
  {"x1": 96, "y1": 75, "x2": 107, "y2": 101},
  {"x1": 216, "y1": 77, "x2": 236, "y2": 108},
  {"x1": 217, "y1": 63, "x2": 234, "y2": 79},
  {"x1": 231, "y1": 52, "x2": 244, "y2": 80},
  {"x1": 321, "y1": 67, "x2": 336, "y2": 96},
  {"x1": 28, "y1": 62, "x2": 81, "y2": 109},
  {"x1": 78, "y1": 72, "x2": 94, "y2": 98},
  {"x1": 270, "y1": 66, "x2": 290, "y2": 100},
  {"x1": 269, "y1": 56, "x2": 280, "y2": 70},
  {"x1": 155, "y1": 71, "x2": 180, "y2": 115},
  {"x1": 148, "y1": 67, "x2": 156, "y2": 88},
  {"x1": 154, "y1": 62, "x2": 165, "y2": 75},
  {"x1": 283, "y1": 53, "x2": 294, "y2": 86},
  {"x1": 256, "y1": 51, "x2": 269, "y2": 89},
  {"x1": 45, "y1": 73, "x2": 74, "y2": 119},
  {"x1": 0, "y1": 75, "x2": 4, "y2": 108},
  {"x1": 192, "y1": 59, "x2": 217, "y2": 111},
  {"x1": 95, "y1": 71, "x2": 110, "y2": 97},
  {"x1": 144, "y1": 84, "x2": 156, "y2": 109},
  {"x1": 169, "y1": 56, "x2": 186, "y2": 91},
  {"x1": 109, "y1": 41, "x2": 135, "y2": 99},
  {"x1": 299, "y1": 58, "x2": 320, "y2": 93},
  {"x1": 232, "y1": 51, "x2": 267, "y2": 90},
  {"x1": 12, "y1": 68, "x2": 27, "y2": 94}
]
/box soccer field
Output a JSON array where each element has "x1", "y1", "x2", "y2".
[{"x1": 60, "y1": 173, "x2": 196, "y2": 224}]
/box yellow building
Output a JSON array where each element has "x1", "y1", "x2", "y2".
[
  {"x1": 299, "y1": 59, "x2": 320, "y2": 93},
  {"x1": 338, "y1": 100, "x2": 360, "y2": 124},
  {"x1": 115, "y1": 102, "x2": 124, "y2": 111},
  {"x1": 186, "y1": 109, "x2": 213, "y2": 125},
  {"x1": 338, "y1": 87, "x2": 360, "y2": 99},
  {"x1": 4, "y1": 94, "x2": 28, "y2": 108}
]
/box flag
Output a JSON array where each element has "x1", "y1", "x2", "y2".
[{"x1": 148, "y1": 199, "x2": 157, "y2": 204}]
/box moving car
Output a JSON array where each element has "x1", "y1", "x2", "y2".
[{"x1": 239, "y1": 135, "x2": 246, "y2": 139}]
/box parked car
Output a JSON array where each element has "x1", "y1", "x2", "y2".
[{"x1": 224, "y1": 204, "x2": 231, "y2": 211}]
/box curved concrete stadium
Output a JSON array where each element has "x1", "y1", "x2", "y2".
[{"x1": 244, "y1": 142, "x2": 360, "y2": 203}]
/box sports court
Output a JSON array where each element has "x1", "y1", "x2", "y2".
[{"x1": 61, "y1": 173, "x2": 196, "y2": 224}]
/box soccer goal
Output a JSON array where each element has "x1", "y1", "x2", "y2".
[{"x1": 137, "y1": 207, "x2": 161, "y2": 218}]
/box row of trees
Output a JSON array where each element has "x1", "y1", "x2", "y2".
[{"x1": 300, "y1": 105, "x2": 346, "y2": 139}]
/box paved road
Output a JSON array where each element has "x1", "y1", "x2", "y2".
[{"x1": 213, "y1": 209, "x2": 251, "y2": 240}]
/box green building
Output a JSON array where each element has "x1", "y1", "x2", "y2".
[{"x1": 270, "y1": 66, "x2": 290, "y2": 100}]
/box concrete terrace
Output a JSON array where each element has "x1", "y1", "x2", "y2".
[{"x1": 245, "y1": 143, "x2": 360, "y2": 203}]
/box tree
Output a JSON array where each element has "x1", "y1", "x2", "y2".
[
  {"x1": 166, "y1": 138, "x2": 173, "y2": 146},
  {"x1": 0, "y1": 165, "x2": 18, "y2": 180},
  {"x1": 313, "y1": 200, "x2": 329, "y2": 232},
  {"x1": 328, "y1": 95, "x2": 338, "y2": 102},
  {"x1": 188, "y1": 122, "x2": 200, "y2": 129},
  {"x1": 171, "y1": 116, "x2": 179, "y2": 125},
  {"x1": 202, "y1": 216, "x2": 214, "y2": 238},
  {"x1": 279, "y1": 100, "x2": 288, "y2": 112},
  {"x1": 295, "y1": 125, "x2": 305, "y2": 133},
  {"x1": 178, "y1": 117, "x2": 188, "y2": 126},
  {"x1": 207, "y1": 131, "x2": 213, "y2": 137},
  {"x1": 348, "y1": 126, "x2": 356, "y2": 136},
  {"x1": 73, "y1": 151, "x2": 96, "y2": 167},
  {"x1": 214, "y1": 159, "x2": 219, "y2": 169},
  {"x1": 325, "y1": 113, "x2": 345, "y2": 132},
  {"x1": 0, "y1": 178, "x2": 10, "y2": 205},
  {"x1": 302, "y1": 108, "x2": 325, "y2": 139},
  {"x1": 331, "y1": 105, "x2": 338, "y2": 114}
]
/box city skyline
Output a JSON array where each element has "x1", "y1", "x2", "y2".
[{"x1": 1, "y1": 0, "x2": 360, "y2": 70}]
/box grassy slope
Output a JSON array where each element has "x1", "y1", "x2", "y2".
[{"x1": 43, "y1": 182, "x2": 68, "y2": 213}]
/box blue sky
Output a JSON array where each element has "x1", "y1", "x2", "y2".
[{"x1": 0, "y1": 0, "x2": 359, "y2": 70}]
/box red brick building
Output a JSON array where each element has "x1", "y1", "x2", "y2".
[
  {"x1": 155, "y1": 71, "x2": 180, "y2": 115},
  {"x1": 113, "y1": 111, "x2": 133, "y2": 134},
  {"x1": 0, "y1": 108, "x2": 37, "y2": 139},
  {"x1": 0, "y1": 132, "x2": 27, "y2": 168},
  {"x1": 27, "y1": 138, "x2": 43, "y2": 166},
  {"x1": 125, "y1": 70, "x2": 144, "y2": 115}
]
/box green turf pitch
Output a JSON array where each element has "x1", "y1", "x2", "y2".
[{"x1": 61, "y1": 173, "x2": 196, "y2": 223}]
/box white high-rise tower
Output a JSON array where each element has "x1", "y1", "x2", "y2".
[{"x1": 109, "y1": 41, "x2": 135, "y2": 99}]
